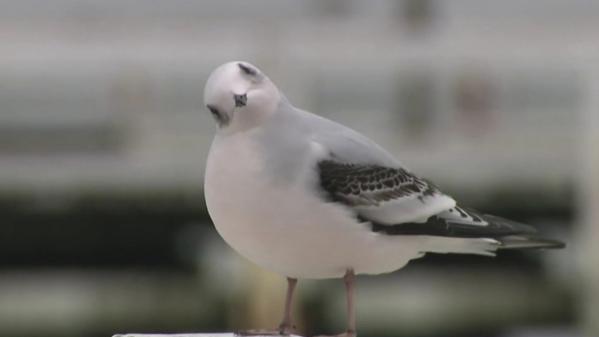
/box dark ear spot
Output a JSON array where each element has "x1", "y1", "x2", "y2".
[{"x1": 238, "y1": 63, "x2": 257, "y2": 76}]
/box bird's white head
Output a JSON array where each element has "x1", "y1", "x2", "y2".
[{"x1": 204, "y1": 61, "x2": 281, "y2": 133}]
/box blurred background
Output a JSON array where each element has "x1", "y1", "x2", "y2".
[{"x1": 1, "y1": 0, "x2": 597, "y2": 336}]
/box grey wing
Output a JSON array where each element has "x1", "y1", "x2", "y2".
[
  {"x1": 291, "y1": 107, "x2": 456, "y2": 224},
  {"x1": 289, "y1": 107, "x2": 562, "y2": 247}
]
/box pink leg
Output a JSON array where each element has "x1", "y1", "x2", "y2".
[
  {"x1": 344, "y1": 269, "x2": 356, "y2": 337},
  {"x1": 237, "y1": 277, "x2": 298, "y2": 336},
  {"x1": 312, "y1": 270, "x2": 358, "y2": 337},
  {"x1": 279, "y1": 277, "x2": 298, "y2": 334}
]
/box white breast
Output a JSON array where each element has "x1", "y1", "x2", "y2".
[
  {"x1": 205, "y1": 133, "x2": 400, "y2": 278},
  {"x1": 205, "y1": 132, "x2": 440, "y2": 278}
]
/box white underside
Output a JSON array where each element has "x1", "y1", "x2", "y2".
[{"x1": 205, "y1": 132, "x2": 498, "y2": 279}]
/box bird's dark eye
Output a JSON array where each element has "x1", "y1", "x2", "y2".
[
  {"x1": 238, "y1": 63, "x2": 257, "y2": 76},
  {"x1": 234, "y1": 93, "x2": 247, "y2": 107}
]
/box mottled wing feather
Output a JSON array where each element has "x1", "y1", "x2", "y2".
[{"x1": 318, "y1": 160, "x2": 439, "y2": 207}]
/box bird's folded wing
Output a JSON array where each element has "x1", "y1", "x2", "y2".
[
  {"x1": 305, "y1": 112, "x2": 552, "y2": 241},
  {"x1": 317, "y1": 160, "x2": 542, "y2": 239}
]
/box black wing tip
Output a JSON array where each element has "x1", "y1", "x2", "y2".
[
  {"x1": 478, "y1": 213, "x2": 538, "y2": 235},
  {"x1": 366, "y1": 208, "x2": 564, "y2": 248},
  {"x1": 498, "y1": 236, "x2": 566, "y2": 250}
]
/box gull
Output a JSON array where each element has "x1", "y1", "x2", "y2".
[{"x1": 203, "y1": 61, "x2": 564, "y2": 337}]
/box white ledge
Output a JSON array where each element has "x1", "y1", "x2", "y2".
[{"x1": 112, "y1": 332, "x2": 301, "y2": 337}]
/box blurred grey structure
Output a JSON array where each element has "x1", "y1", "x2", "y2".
[{"x1": 0, "y1": 1, "x2": 596, "y2": 337}]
